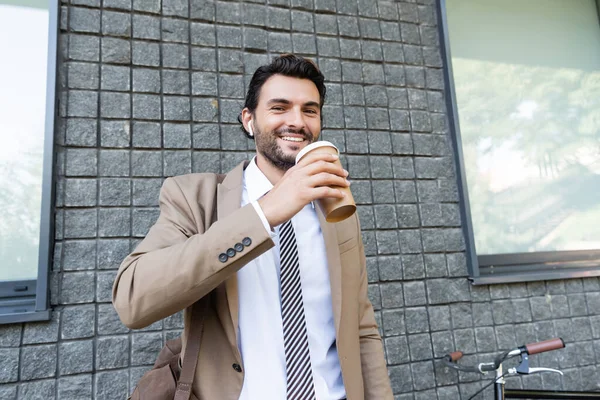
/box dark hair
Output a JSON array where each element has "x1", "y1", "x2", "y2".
[{"x1": 238, "y1": 54, "x2": 326, "y2": 139}]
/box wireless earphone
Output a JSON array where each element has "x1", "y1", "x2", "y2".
[{"x1": 248, "y1": 121, "x2": 254, "y2": 137}]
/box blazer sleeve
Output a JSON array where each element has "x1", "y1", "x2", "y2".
[
  {"x1": 112, "y1": 177, "x2": 275, "y2": 329},
  {"x1": 356, "y1": 217, "x2": 394, "y2": 399}
]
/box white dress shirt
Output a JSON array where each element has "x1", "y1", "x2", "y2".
[{"x1": 237, "y1": 158, "x2": 346, "y2": 400}]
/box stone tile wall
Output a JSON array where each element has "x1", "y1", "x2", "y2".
[{"x1": 1, "y1": 1, "x2": 598, "y2": 399}]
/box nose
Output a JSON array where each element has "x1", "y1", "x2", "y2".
[{"x1": 286, "y1": 107, "x2": 306, "y2": 131}]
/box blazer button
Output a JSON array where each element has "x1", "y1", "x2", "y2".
[
  {"x1": 226, "y1": 248, "x2": 236, "y2": 258},
  {"x1": 218, "y1": 253, "x2": 228, "y2": 263},
  {"x1": 232, "y1": 363, "x2": 242, "y2": 373},
  {"x1": 234, "y1": 243, "x2": 244, "y2": 252},
  {"x1": 242, "y1": 237, "x2": 252, "y2": 247}
]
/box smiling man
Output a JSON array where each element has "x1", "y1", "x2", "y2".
[{"x1": 113, "y1": 54, "x2": 393, "y2": 400}]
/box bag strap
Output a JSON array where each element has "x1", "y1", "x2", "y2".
[{"x1": 173, "y1": 296, "x2": 209, "y2": 400}]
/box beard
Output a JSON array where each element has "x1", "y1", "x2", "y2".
[{"x1": 253, "y1": 124, "x2": 315, "y2": 171}]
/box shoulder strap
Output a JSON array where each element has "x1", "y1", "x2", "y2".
[
  {"x1": 174, "y1": 173, "x2": 223, "y2": 400},
  {"x1": 174, "y1": 297, "x2": 208, "y2": 400}
]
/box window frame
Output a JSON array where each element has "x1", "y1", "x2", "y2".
[
  {"x1": 0, "y1": 0, "x2": 58, "y2": 324},
  {"x1": 437, "y1": 0, "x2": 600, "y2": 284}
]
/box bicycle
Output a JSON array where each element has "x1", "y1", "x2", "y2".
[{"x1": 441, "y1": 337, "x2": 600, "y2": 399}]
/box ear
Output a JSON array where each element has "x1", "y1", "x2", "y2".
[{"x1": 240, "y1": 108, "x2": 253, "y2": 136}]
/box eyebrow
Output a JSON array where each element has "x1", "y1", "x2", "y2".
[{"x1": 266, "y1": 98, "x2": 320, "y2": 108}]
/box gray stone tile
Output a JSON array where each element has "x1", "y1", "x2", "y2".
[
  {"x1": 17, "y1": 379, "x2": 56, "y2": 400},
  {"x1": 98, "y1": 304, "x2": 129, "y2": 335},
  {"x1": 133, "y1": 68, "x2": 160, "y2": 93},
  {"x1": 102, "y1": 10, "x2": 131, "y2": 37},
  {"x1": 22, "y1": 312, "x2": 60, "y2": 345},
  {"x1": 380, "y1": 282, "x2": 403, "y2": 308},
  {"x1": 99, "y1": 149, "x2": 130, "y2": 177},
  {"x1": 101, "y1": 37, "x2": 131, "y2": 65},
  {"x1": 163, "y1": 96, "x2": 191, "y2": 121},
  {"x1": 371, "y1": 180, "x2": 395, "y2": 203},
  {"x1": 409, "y1": 333, "x2": 432, "y2": 361},
  {"x1": 57, "y1": 374, "x2": 92, "y2": 399},
  {"x1": 162, "y1": 43, "x2": 189, "y2": 69},
  {"x1": 411, "y1": 360, "x2": 435, "y2": 390},
  {"x1": 388, "y1": 364, "x2": 413, "y2": 393},
  {"x1": 100, "y1": 120, "x2": 131, "y2": 147},
  {"x1": 162, "y1": 17, "x2": 189, "y2": 43},
  {"x1": 100, "y1": 92, "x2": 131, "y2": 119},
  {"x1": 68, "y1": 62, "x2": 99, "y2": 90},
  {"x1": 99, "y1": 178, "x2": 131, "y2": 206},
  {"x1": 69, "y1": 34, "x2": 100, "y2": 62},
  {"x1": 133, "y1": 0, "x2": 160, "y2": 13},
  {"x1": 58, "y1": 340, "x2": 94, "y2": 376},
  {"x1": 132, "y1": 179, "x2": 163, "y2": 206},
  {"x1": 163, "y1": 0, "x2": 188, "y2": 17},
  {"x1": 64, "y1": 209, "x2": 97, "y2": 239},
  {"x1": 132, "y1": 14, "x2": 160, "y2": 40},
  {"x1": 96, "y1": 271, "x2": 117, "y2": 303},
  {"x1": 98, "y1": 208, "x2": 131, "y2": 237},
  {"x1": 61, "y1": 305, "x2": 95, "y2": 340},
  {"x1": 69, "y1": 7, "x2": 100, "y2": 33},
  {"x1": 20, "y1": 345, "x2": 57, "y2": 381},
  {"x1": 405, "y1": 307, "x2": 429, "y2": 334},
  {"x1": 0, "y1": 325, "x2": 22, "y2": 348},
  {"x1": 385, "y1": 335, "x2": 409, "y2": 365},
  {"x1": 60, "y1": 272, "x2": 95, "y2": 304},
  {"x1": 67, "y1": 90, "x2": 98, "y2": 118},
  {"x1": 66, "y1": 118, "x2": 97, "y2": 147},
  {"x1": 162, "y1": 70, "x2": 190, "y2": 95},
  {"x1": 96, "y1": 336, "x2": 130, "y2": 370},
  {"x1": 64, "y1": 179, "x2": 97, "y2": 207},
  {"x1": 94, "y1": 369, "x2": 129, "y2": 400},
  {"x1": 131, "y1": 332, "x2": 163, "y2": 366},
  {"x1": 0, "y1": 385, "x2": 16, "y2": 400},
  {"x1": 382, "y1": 309, "x2": 406, "y2": 337},
  {"x1": 0, "y1": 348, "x2": 19, "y2": 383},
  {"x1": 378, "y1": 255, "x2": 402, "y2": 281},
  {"x1": 132, "y1": 208, "x2": 161, "y2": 237}
]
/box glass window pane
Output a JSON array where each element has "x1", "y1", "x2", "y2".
[
  {"x1": 0, "y1": 1, "x2": 50, "y2": 281},
  {"x1": 447, "y1": 0, "x2": 600, "y2": 255}
]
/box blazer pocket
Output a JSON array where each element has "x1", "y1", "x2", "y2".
[{"x1": 338, "y1": 237, "x2": 358, "y2": 254}]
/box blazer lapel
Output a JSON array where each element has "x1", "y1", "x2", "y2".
[
  {"x1": 317, "y1": 207, "x2": 342, "y2": 337},
  {"x1": 216, "y1": 161, "x2": 248, "y2": 350}
]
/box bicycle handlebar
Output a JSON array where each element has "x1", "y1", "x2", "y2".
[
  {"x1": 442, "y1": 338, "x2": 564, "y2": 374},
  {"x1": 524, "y1": 338, "x2": 565, "y2": 355}
]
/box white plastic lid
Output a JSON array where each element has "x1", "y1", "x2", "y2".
[{"x1": 295, "y1": 140, "x2": 339, "y2": 164}]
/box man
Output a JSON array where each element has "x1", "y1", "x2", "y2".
[{"x1": 113, "y1": 54, "x2": 393, "y2": 400}]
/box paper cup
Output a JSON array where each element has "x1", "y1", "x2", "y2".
[{"x1": 296, "y1": 141, "x2": 356, "y2": 223}]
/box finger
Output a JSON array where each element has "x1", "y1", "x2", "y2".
[
  {"x1": 302, "y1": 160, "x2": 348, "y2": 178},
  {"x1": 307, "y1": 172, "x2": 350, "y2": 188},
  {"x1": 309, "y1": 186, "x2": 346, "y2": 201},
  {"x1": 295, "y1": 151, "x2": 339, "y2": 168}
]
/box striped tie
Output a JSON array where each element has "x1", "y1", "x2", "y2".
[{"x1": 279, "y1": 220, "x2": 316, "y2": 400}]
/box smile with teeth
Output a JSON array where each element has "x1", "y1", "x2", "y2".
[{"x1": 281, "y1": 136, "x2": 305, "y2": 142}]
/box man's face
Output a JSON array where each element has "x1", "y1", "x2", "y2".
[{"x1": 251, "y1": 75, "x2": 322, "y2": 171}]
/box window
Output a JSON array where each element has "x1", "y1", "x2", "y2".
[
  {"x1": 0, "y1": 0, "x2": 58, "y2": 323},
  {"x1": 440, "y1": 0, "x2": 600, "y2": 283}
]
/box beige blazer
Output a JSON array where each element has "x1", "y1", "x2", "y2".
[{"x1": 112, "y1": 161, "x2": 393, "y2": 400}]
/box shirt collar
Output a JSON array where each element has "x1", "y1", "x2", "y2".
[{"x1": 243, "y1": 157, "x2": 273, "y2": 202}]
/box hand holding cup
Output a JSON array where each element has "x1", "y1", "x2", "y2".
[
  {"x1": 295, "y1": 141, "x2": 356, "y2": 223},
  {"x1": 258, "y1": 145, "x2": 351, "y2": 228}
]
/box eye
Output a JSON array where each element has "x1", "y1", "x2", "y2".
[
  {"x1": 271, "y1": 106, "x2": 285, "y2": 111},
  {"x1": 305, "y1": 109, "x2": 318, "y2": 115}
]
